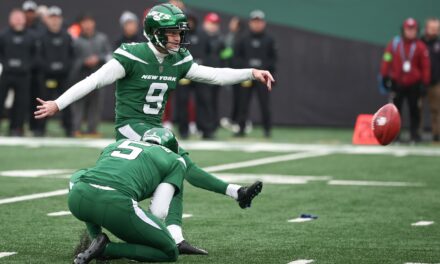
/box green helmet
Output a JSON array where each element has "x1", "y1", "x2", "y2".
[
  {"x1": 142, "y1": 128, "x2": 179, "y2": 154},
  {"x1": 144, "y1": 4, "x2": 189, "y2": 53}
]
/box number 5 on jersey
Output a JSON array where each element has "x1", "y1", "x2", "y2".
[{"x1": 144, "y1": 83, "x2": 168, "y2": 115}]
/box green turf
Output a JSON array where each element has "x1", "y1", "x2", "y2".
[{"x1": 0, "y1": 130, "x2": 439, "y2": 263}]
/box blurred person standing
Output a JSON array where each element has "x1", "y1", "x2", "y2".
[
  {"x1": 114, "y1": 11, "x2": 143, "y2": 48},
  {"x1": 39, "y1": 6, "x2": 74, "y2": 137},
  {"x1": 23, "y1": 1, "x2": 45, "y2": 136},
  {"x1": 235, "y1": 10, "x2": 276, "y2": 138},
  {"x1": 381, "y1": 18, "x2": 430, "y2": 143},
  {"x1": 220, "y1": 17, "x2": 243, "y2": 132},
  {"x1": 421, "y1": 18, "x2": 440, "y2": 142},
  {"x1": 174, "y1": 14, "x2": 200, "y2": 139},
  {"x1": 195, "y1": 12, "x2": 225, "y2": 139},
  {"x1": 70, "y1": 14, "x2": 112, "y2": 137},
  {"x1": 0, "y1": 9, "x2": 38, "y2": 136},
  {"x1": 22, "y1": 1, "x2": 46, "y2": 34}
]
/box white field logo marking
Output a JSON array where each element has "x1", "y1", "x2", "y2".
[{"x1": 411, "y1": 221, "x2": 434, "y2": 226}]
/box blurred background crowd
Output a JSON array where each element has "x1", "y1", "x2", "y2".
[{"x1": 0, "y1": 0, "x2": 439, "y2": 144}]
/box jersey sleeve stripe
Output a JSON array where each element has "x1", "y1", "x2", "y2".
[
  {"x1": 114, "y1": 48, "x2": 149, "y2": 65},
  {"x1": 118, "y1": 124, "x2": 142, "y2": 141},
  {"x1": 177, "y1": 157, "x2": 187, "y2": 168},
  {"x1": 173, "y1": 54, "x2": 193, "y2": 66}
]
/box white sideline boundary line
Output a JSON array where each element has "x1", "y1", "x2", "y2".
[
  {"x1": 0, "y1": 189, "x2": 68, "y2": 205},
  {"x1": 2, "y1": 137, "x2": 440, "y2": 157},
  {"x1": 0, "y1": 252, "x2": 17, "y2": 258}
]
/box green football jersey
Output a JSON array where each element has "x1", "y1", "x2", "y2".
[
  {"x1": 113, "y1": 42, "x2": 193, "y2": 127},
  {"x1": 79, "y1": 139, "x2": 186, "y2": 202}
]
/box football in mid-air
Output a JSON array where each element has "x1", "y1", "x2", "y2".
[{"x1": 372, "y1": 103, "x2": 401, "y2": 146}]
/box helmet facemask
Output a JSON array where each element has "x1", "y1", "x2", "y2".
[{"x1": 149, "y1": 22, "x2": 190, "y2": 54}]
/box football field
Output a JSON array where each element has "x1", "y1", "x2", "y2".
[{"x1": 0, "y1": 125, "x2": 439, "y2": 264}]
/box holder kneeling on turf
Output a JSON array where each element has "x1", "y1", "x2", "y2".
[{"x1": 68, "y1": 128, "x2": 185, "y2": 263}]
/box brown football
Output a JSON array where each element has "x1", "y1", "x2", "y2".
[{"x1": 372, "y1": 103, "x2": 401, "y2": 145}]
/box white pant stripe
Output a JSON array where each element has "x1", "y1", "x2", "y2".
[{"x1": 132, "y1": 200, "x2": 161, "y2": 230}]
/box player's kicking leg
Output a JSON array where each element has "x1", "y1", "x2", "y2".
[{"x1": 165, "y1": 151, "x2": 263, "y2": 254}]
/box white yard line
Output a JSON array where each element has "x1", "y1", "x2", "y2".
[
  {"x1": 215, "y1": 173, "x2": 330, "y2": 184},
  {"x1": 0, "y1": 252, "x2": 17, "y2": 258},
  {"x1": 411, "y1": 221, "x2": 434, "y2": 226},
  {"x1": 288, "y1": 260, "x2": 314, "y2": 264},
  {"x1": 205, "y1": 151, "x2": 331, "y2": 172},
  {"x1": 0, "y1": 169, "x2": 74, "y2": 178},
  {"x1": 2, "y1": 151, "x2": 325, "y2": 205},
  {"x1": 46, "y1": 211, "x2": 193, "y2": 218},
  {"x1": 0, "y1": 189, "x2": 68, "y2": 205},
  {"x1": 47, "y1": 211, "x2": 72, "y2": 216},
  {"x1": 328, "y1": 180, "x2": 423, "y2": 187}
]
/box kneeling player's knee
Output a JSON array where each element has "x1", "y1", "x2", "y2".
[{"x1": 150, "y1": 206, "x2": 168, "y2": 220}]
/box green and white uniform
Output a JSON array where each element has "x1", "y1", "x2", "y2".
[
  {"x1": 68, "y1": 139, "x2": 185, "y2": 262},
  {"x1": 55, "y1": 40, "x2": 251, "y2": 243},
  {"x1": 113, "y1": 42, "x2": 192, "y2": 130}
]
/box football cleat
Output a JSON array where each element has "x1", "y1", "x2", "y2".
[
  {"x1": 237, "y1": 181, "x2": 263, "y2": 209},
  {"x1": 73, "y1": 229, "x2": 91, "y2": 258},
  {"x1": 74, "y1": 233, "x2": 109, "y2": 264},
  {"x1": 177, "y1": 240, "x2": 208, "y2": 255}
]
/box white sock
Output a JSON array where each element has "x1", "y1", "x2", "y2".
[
  {"x1": 226, "y1": 184, "x2": 242, "y2": 200},
  {"x1": 167, "y1": 224, "x2": 184, "y2": 244}
]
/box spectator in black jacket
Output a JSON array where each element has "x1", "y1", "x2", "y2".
[
  {"x1": 422, "y1": 17, "x2": 440, "y2": 142},
  {"x1": 38, "y1": 6, "x2": 75, "y2": 137},
  {"x1": 22, "y1": 0, "x2": 46, "y2": 136},
  {"x1": 0, "y1": 9, "x2": 38, "y2": 136},
  {"x1": 114, "y1": 11, "x2": 143, "y2": 48},
  {"x1": 195, "y1": 12, "x2": 225, "y2": 139},
  {"x1": 235, "y1": 10, "x2": 276, "y2": 138}
]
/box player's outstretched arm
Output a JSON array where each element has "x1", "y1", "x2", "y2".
[
  {"x1": 185, "y1": 63, "x2": 275, "y2": 90},
  {"x1": 34, "y1": 59, "x2": 126, "y2": 120}
]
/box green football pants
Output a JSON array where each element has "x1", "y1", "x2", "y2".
[
  {"x1": 115, "y1": 122, "x2": 228, "y2": 227},
  {"x1": 68, "y1": 181, "x2": 178, "y2": 262}
]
